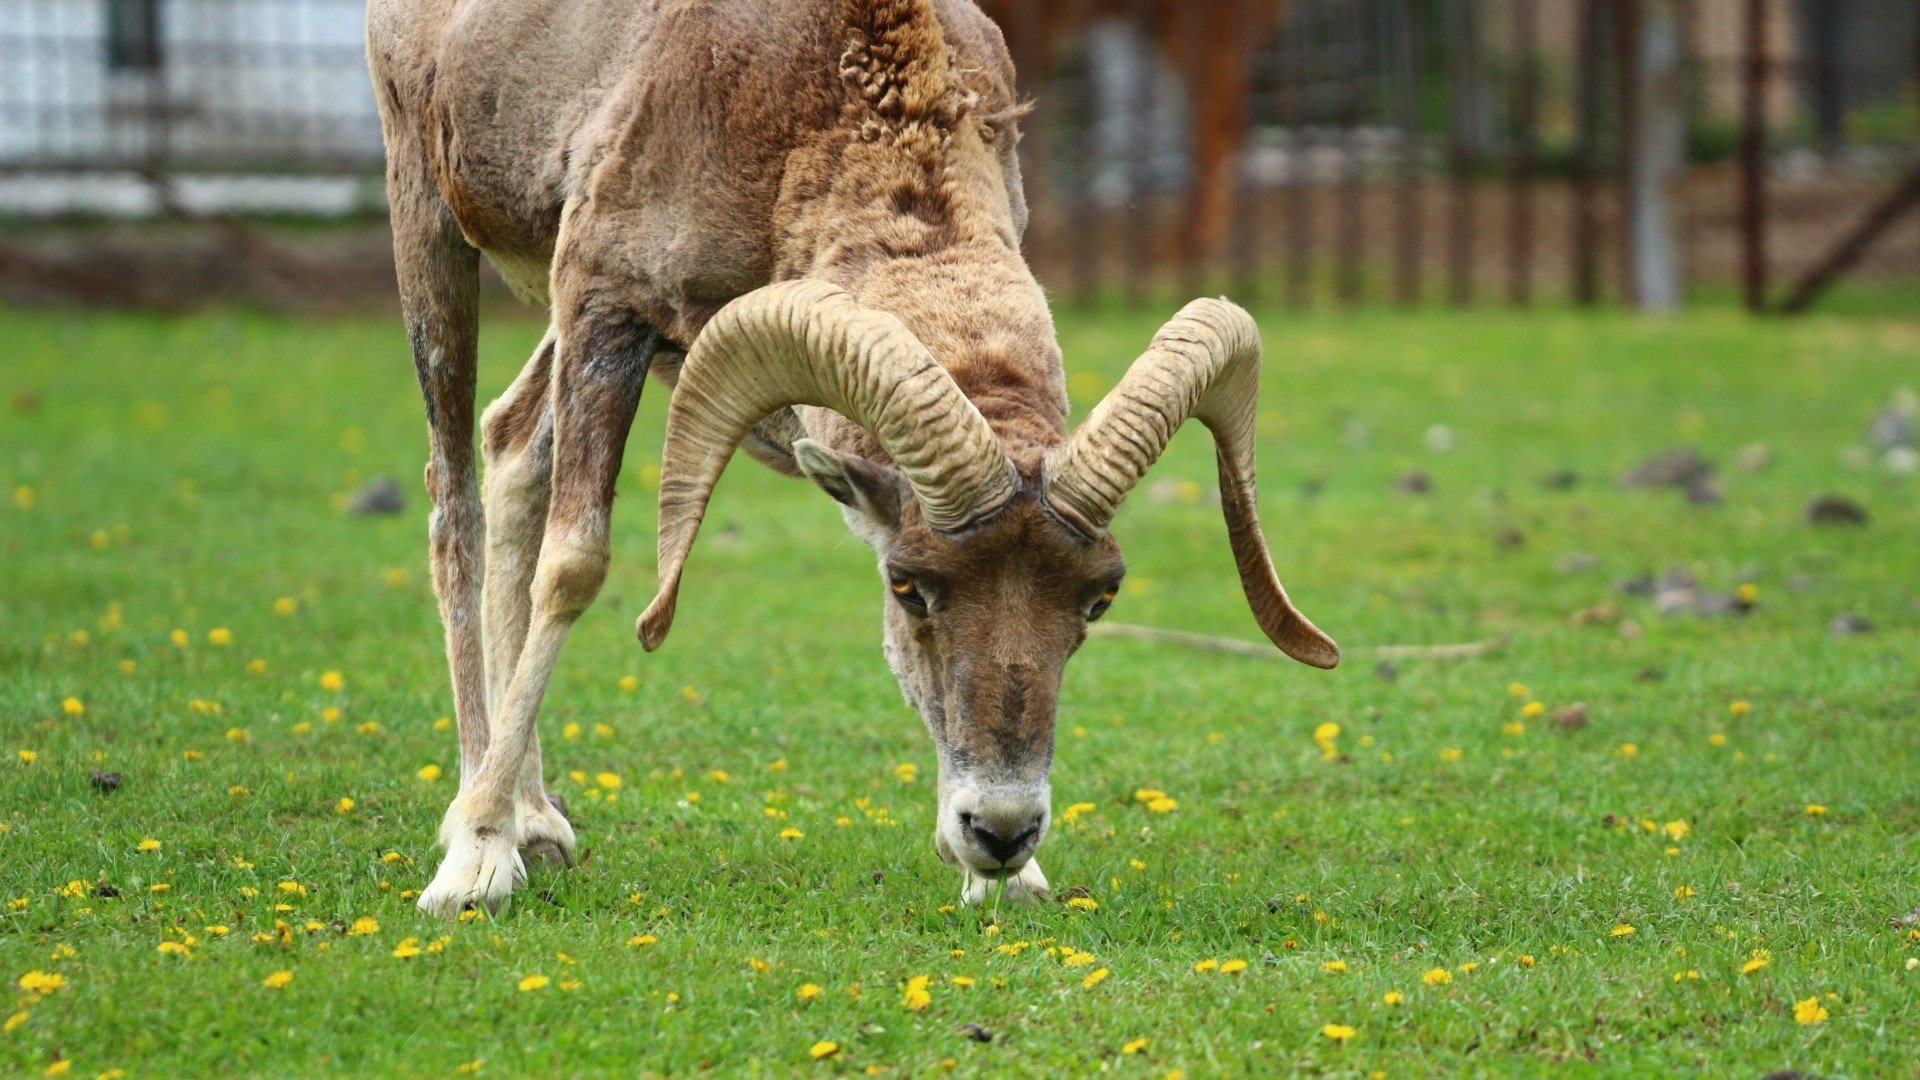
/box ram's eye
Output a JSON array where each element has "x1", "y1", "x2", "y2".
[
  {"x1": 1087, "y1": 583, "x2": 1119, "y2": 622},
  {"x1": 889, "y1": 574, "x2": 928, "y2": 613}
]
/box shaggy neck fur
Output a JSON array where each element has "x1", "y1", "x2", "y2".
[{"x1": 772, "y1": 0, "x2": 1068, "y2": 468}]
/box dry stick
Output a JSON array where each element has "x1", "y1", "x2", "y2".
[{"x1": 1091, "y1": 622, "x2": 1507, "y2": 661}]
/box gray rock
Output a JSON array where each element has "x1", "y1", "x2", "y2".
[
  {"x1": 1396, "y1": 471, "x2": 1431, "y2": 495},
  {"x1": 1736, "y1": 442, "x2": 1772, "y2": 472},
  {"x1": 1828, "y1": 614, "x2": 1874, "y2": 636},
  {"x1": 1805, "y1": 494, "x2": 1869, "y2": 527},
  {"x1": 1867, "y1": 407, "x2": 1914, "y2": 449},
  {"x1": 1622, "y1": 448, "x2": 1713, "y2": 489},
  {"x1": 1684, "y1": 476, "x2": 1723, "y2": 505},
  {"x1": 348, "y1": 475, "x2": 405, "y2": 516}
]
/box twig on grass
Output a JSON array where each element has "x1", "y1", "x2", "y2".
[{"x1": 1090, "y1": 621, "x2": 1507, "y2": 661}]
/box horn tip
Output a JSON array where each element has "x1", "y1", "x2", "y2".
[{"x1": 636, "y1": 594, "x2": 677, "y2": 652}]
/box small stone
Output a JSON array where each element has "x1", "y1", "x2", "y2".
[
  {"x1": 1805, "y1": 494, "x2": 1869, "y2": 527},
  {"x1": 1373, "y1": 661, "x2": 1399, "y2": 683},
  {"x1": 1828, "y1": 614, "x2": 1873, "y2": 636},
  {"x1": 89, "y1": 768, "x2": 122, "y2": 793},
  {"x1": 1658, "y1": 567, "x2": 1698, "y2": 591},
  {"x1": 1622, "y1": 448, "x2": 1713, "y2": 489},
  {"x1": 1735, "y1": 442, "x2": 1772, "y2": 472},
  {"x1": 1550, "y1": 703, "x2": 1589, "y2": 729},
  {"x1": 1684, "y1": 476, "x2": 1723, "y2": 505},
  {"x1": 1691, "y1": 591, "x2": 1742, "y2": 617},
  {"x1": 1396, "y1": 471, "x2": 1431, "y2": 495},
  {"x1": 1537, "y1": 469, "x2": 1579, "y2": 490},
  {"x1": 1885, "y1": 447, "x2": 1918, "y2": 475},
  {"x1": 1867, "y1": 407, "x2": 1914, "y2": 449},
  {"x1": 1424, "y1": 424, "x2": 1456, "y2": 453},
  {"x1": 1342, "y1": 419, "x2": 1373, "y2": 448},
  {"x1": 1616, "y1": 574, "x2": 1656, "y2": 598},
  {"x1": 1558, "y1": 552, "x2": 1601, "y2": 574},
  {"x1": 348, "y1": 475, "x2": 406, "y2": 516}
]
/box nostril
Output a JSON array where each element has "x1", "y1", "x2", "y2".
[{"x1": 965, "y1": 818, "x2": 1033, "y2": 865}]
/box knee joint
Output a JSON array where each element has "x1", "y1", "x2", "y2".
[{"x1": 532, "y1": 541, "x2": 609, "y2": 620}]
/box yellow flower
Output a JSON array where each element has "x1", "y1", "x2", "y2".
[
  {"x1": 417, "y1": 764, "x2": 443, "y2": 783},
  {"x1": 17, "y1": 750, "x2": 37, "y2": 765},
  {"x1": 1060, "y1": 802, "x2": 1097, "y2": 824},
  {"x1": 44, "y1": 1061, "x2": 71, "y2": 1077},
  {"x1": 1067, "y1": 897, "x2": 1099, "y2": 912},
  {"x1": 136, "y1": 838, "x2": 161, "y2": 853},
  {"x1": 894, "y1": 762, "x2": 918, "y2": 783},
  {"x1": 902, "y1": 974, "x2": 932, "y2": 1011},
  {"x1": 1122, "y1": 1037, "x2": 1148, "y2": 1054},
  {"x1": 1217, "y1": 959, "x2": 1247, "y2": 975},
  {"x1": 1145, "y1": 797, "x2": 1178, "y2": 814},
  {"x1": 1382, "y1": 991, "x2": 1405, "y2": 1005},
  {"x1": 392, "y1": 938, "x2": 422, "y2": 959},
  {"x1": 319, "y1": 671, "x2": 344, "y2": 692},
  {"x1": 17, "y1": 971, "x2": 67, "y2": 994},
  {"x1": 170, "y1": 629, "x2": 189, "y2": 648},
  {"x1": 708, "y1": 769, "x2": 731, "y2": 784},
  {"x1": 356, "y1": 721, "x2": 381, "y2": 735},
  {"x1": 13, "y1": 485, "x2": 34, "y2": 509},
  {"x1": 1675, "y1": 885, "x2": 1696, "y2": 899},
  {"x1": 617, "y1": 675, "x2": 639, "y2": 692},
  {"x1": 1323, "y1": 960, "x2": 1349, "y2": 974},
  {"x1": 1741, "y1": 950, "x2": 1772, "y2": 974},
  {"x1": 61, "y1": 697, "x2": 85, "y2": 717},
  {"x1": 273, "y1": 597, "x2": 298, "y2": 616},
  {"x1": 1729, "y1": 700, "x2": 1751, "y2": 717},
  {"x1": 1320, "y1": 1023, "x2": 1356, "y2": 1042},
  {"x1": 3, "y1": 1011, "x2": 25, "y2": 1032},
  {"x1": 155, "y1": 941, "x2": 190, "y2": 956},
  {"x1": 1518, "y1": 955, "x2": 1536, "y2": 967},
  {"x1": 1618, "y1": 743, "x2": 1639, "y2": 758},
  {"x1": 1793, "y1": 996, "x2": 1828, "y2": 1025},
  {"x1": 1708, "y1": 732, "x2": 1728, "y2": 747},
  {"x1": 347, "y1": 917, "x2": 379, "y2": 936},
  {"x1": 1312, "y1": 722, "x2": 1341, "y2": 760},
  {"x1": 1521, "y1": 701, "x2": 1545, "y2": 719},
  {"x1": 336, "y1": 797, "x2": 355, "y2": 815},
  {"x1": 246, "y1": 659, "x2": 268, "y2": 674},
  {"x1": 798, "y1": 983, "x2": 822, "y2": 1001},
  {"x1": 1673, "y1": 969, "x2": 1702, "y2": 982},
  {"x1": 1133, "y1": 788, "x2": 1166, "y2": 802},
  {"x1": 518, "y1": 974, "x2": 550, "y2": 992},
  {"x1": 779, "y1": 828, "x2": 804, "y2": 840},
  {"x1": 182, "y1": 750, "x2": 204, "y2": 761},
  {"x1": 562, "y1": 723, "x2": 581, "y2": 740},
  {"x1": 627, "y1": 935, "x2": 658, "y2": 948},
  {"x1": 596, "y1": 772, "x2": 622, "y2": 790},
  {"x1": 768, "y1": 758, "x2": 788, "y2": 772},
  {"x1": 1664, "y1": 820, "x2": 1692, "y2": 840},
  {"x1": 809, "y1": 1041, "x2": 839, "y2": 1060},
  {"x1": 1081, "y1": 967, "x2": 1110, "y2": 989},
  {"x1": 207, "y1": 628, "x2": 233, "y2": 646},
  {"x1": 1507, "y1": 681, "x2": 1530, "y2": 698},
  {"x1": 748, "y1": 958, "x2": 771, "y2": 973},
  {"x1": 1611, "y1": 924, "x2": 1636, "y2": 938},
  {"x1": 435, "y1": 717, "x2": 453, "y2": 731},
  {"x1": 1501, "y1": 722, "x2": 1526, "y2": 737},
  {"x1": 1736, "y1": 583, "x2": 1760, "y2": 604},
  {"x1": 1440, "y1": 747, "x2": 1464, "y2": 763},
  {"x1": 1422, "y1": 967, "x2": 1452, "y2": 986},
  {"x1": 1192, "y1": 959, "x2": 1219, "y2": 973},
  {"x1": 1805, "y1": 804, "x2": 1828, "y2": 816},
  {"x1": 1061, "y1": 949, "x2": 1097, "y2": 967}
]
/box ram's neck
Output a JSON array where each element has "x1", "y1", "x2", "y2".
[{"x1": 773, "y1": 130, "x2": 1068, "y2": 466}]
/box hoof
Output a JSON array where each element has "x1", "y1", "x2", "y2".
[{"x1": 418, "y1": 825, "x2": 524, "y2": 919}]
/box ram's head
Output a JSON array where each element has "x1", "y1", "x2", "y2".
[{"x1": 638, "y1": 281, "x2": 1337, "y2": 903}]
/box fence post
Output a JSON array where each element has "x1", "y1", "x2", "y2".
[
  {"x1": 1740, "y1": 0, "x2": 1769, "y2": 313},
  {"x1": 1447, "y1": 0, "x2": 1481, "y2": 307},
  {"x1": 1570, "y1": 0, "x2": 1602, "y2": 305},
  {"x1": 1392, "y1": 0, "x2": 1422, "y2": 308},
  {"x1": 1624, "y1": 0, "x2": 1685, "y2": 311},
  {"x1": 1508, "y1": 0, "x2": 1537, "y2": 306}
]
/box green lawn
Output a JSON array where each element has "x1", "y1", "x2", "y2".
[{"x1": 2, "y1": 300, "x2": 1917, "y2": 1078}]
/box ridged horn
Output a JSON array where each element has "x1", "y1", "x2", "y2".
[
  {"x1": 1046, "y1": 298, "x2": 1338, "y2": 669},
  {"x1": 638, "y1": 280, "x2": 1017, "y2": 649}
]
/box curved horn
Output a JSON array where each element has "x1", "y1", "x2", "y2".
[
  {"x1": 1046, "y1": 298, "x2": 1338, "y2": 669},
  {"x1": 638, "y1": 279, "x2": 1016, "y2": 649}
]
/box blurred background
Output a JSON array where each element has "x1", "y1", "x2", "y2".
[{"x1": 1, "y1": 0, "x2": 1916, "y2": 316}]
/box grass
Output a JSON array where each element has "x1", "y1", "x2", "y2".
[{"x1": 2, "y1": 299, "x2": 1917, "y2": 1078}]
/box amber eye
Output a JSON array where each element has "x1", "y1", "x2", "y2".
[
  {"x1": 889, "y1": 574, "x2": 928, "y2": 613},
  {"x1": 1088, "y1": 583, "x2": 1119, "y2": 622}
]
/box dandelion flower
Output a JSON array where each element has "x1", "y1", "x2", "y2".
[
  {"x1": 1217, "y1": 959, "x2": 1247, "y2": 975},
  {"x1": 798, "y1": 983, "x2": 822, "y2": 1001},
  {"x1": 1708, "y1": 732, "x2": 1728, "y2": 747},
  {"x1": 61, "y1": 697, "x2": 85, "y2": 717},
  {"x1": 779, "y1": 828, "x2": 804, "y2": 840},
  {"x1": 809, "y1": 1041, "x2": 839, "y2": 1060},
  {"x1": 1521, "y1": 701, "x2": 1545, "y2": 719},
  {"x1": 273, "y1": 597, "x2": 298, "y2": 616},
  {"x1": 1502, "y1": 722, "x2": 1526, "y2": 737},
  {"x1": 1741, "y1": 950, "x2": 1772, "y2": 974},
  {"x1": 1518, "y1": 955, "x2": 1536, "y2": 967},
  {"x1": 518, "y1": 974, "x2": 550, "y2": 992},
  {"x1": 1312, "y1": 722, "x2": 1340, "y2": 760},
  {"x1": 17, "y1": 971, "x2": 67, "y2": 994},
  {"x1": 1145, "y1": 797, "x2": 1178, "y2": 814},
  {"x1": 1793, "y1": 996, "x2": 1828, "y2": 1025},
  {"x1": 1382, "y1": 991, "x2": 1404, "y2": 1005},
  {"x1": 336, "y1": 797, "x2": 355, "y2": 814},
  {"x1": 1673, "y1": 969, "x2": 1702, "y2": 982},
  {"x1": 1664, "y1": 820, "x2": 1692, "y2": 840},
  {"x1": 3, "y1": 1011, "x2": 25, "y2": 1032},
  {"x1": 615, "y1": 675, "x2": 637, "y2": 692},
  {"x1": 1061, "y1": 949, "x2": 1097, "y2": 967},
  {"x1": 1321, "y1": 1023, "x2": 1356, "y2": 1043},
  {"x1": 136, "y1": 838, "x2": 161, "y2": 853},
  {"x1": 1675, "y1": 885, "x2": 1695, "y2": 899},
  {"x1": 1729, "y1": 700, "x2": 1751, "y2": 717},
  {"x1": 44, "y1": 1060, "x2": 71, "y2": 1077},
  {"x1": 319, "y1": 671, "x2": 344, "y2": 692},
  {"x1": 1611, "y1": 924, "x2": 1636, "y2": 938},
  {"x1": 417, "y1": 763, "x2": 443, "y2": 783},
  {"x1": 627, "y1": 934, "x2": 658, "y2": 948},
  {"x1": 207, "y1": 628, "x2": 233, "y2": 646},
  {"x1": 392, "y1": 938, "x2": 422, "y2": 959},
  {"x1": 1067, "y1": 897, "x2": 1098, "y2": 912},
  {"x1": 1081, "y1": 967, "x2": 1110, "y2": 989},
  {"x1": 1323, "y1": 960, "x2": 1349, "y2": 974},
  {"x1": 902, "y1": 974, "x2": 932, "y2": 1011},
  {"x1": 1618, "y1": 743, "x2": 1639, "y2": 758},
  {"x1": 1804, "y1": 804, "x2": 1827, "y2": 816},
  {"x1": 17, "y1": 750, "x2": 37, "y2": 765},
  {"x1": 1440, "y1": 747, "x2": 1464, "y2": 763},
  {"x1": 170, "y1": 629, "x2": 189, "y2": 648},
  {"x1": 1508, "y1": 682, "x2": 1530, "y2": 698},
  {"x1": 596, "y1": 772, "x2": 622, "y2": 790},
  {"x1": 1422, "y1": 968, "x2": 1452, "y2": 986},
  {"x1": 1192, "y1": 959, "x2": 1218, "y2": 973},
  {"x1": 155, "y1": 941, "x2": 190, "y2": 956},
  {"x1": 347, "y1": 917, "x2": 379, "y2": 936},
  {"x1": 1122, "y1": 1037, "x2": 1148, "y2": 1054}
]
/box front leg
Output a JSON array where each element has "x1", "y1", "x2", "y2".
[{"x1": 420, "y1": 291, "x2": 657, "y2": 917}]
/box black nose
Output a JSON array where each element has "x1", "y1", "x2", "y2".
[{"x1": 960, "y1": 812, "x2": 1039, "y2": 865}]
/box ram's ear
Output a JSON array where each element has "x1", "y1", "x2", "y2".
[{"x1": 793, "y1": 438, "x2": 906, "y2": 530}]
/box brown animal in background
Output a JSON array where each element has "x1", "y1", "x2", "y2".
[
  {"x1": 977, "y1": 0, "x2": 1290, "y2": 263},
  {"x1": 367, "y1": 0, "x2": 1335, "y2": 917}
]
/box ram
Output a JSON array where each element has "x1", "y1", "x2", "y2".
[{"x1": 367, "y1": 0, "x2": 1339, "y2": 917}]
